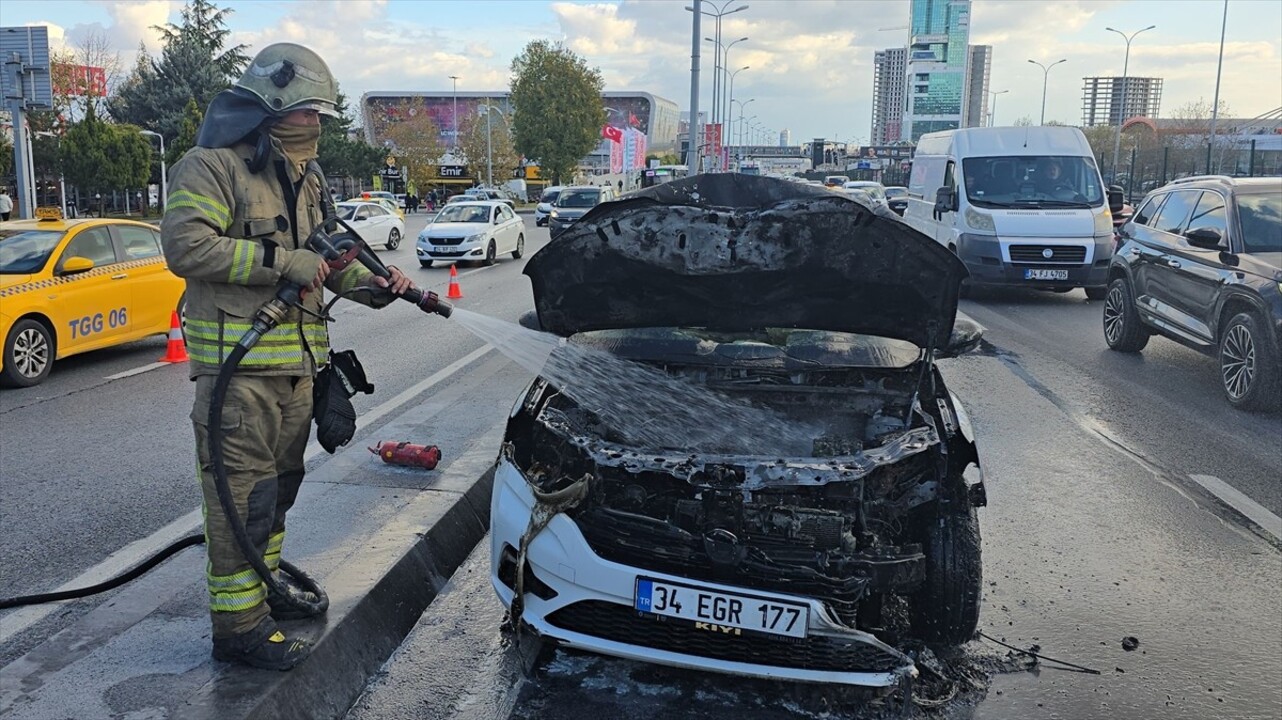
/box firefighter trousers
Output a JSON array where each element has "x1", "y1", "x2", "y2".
[{"x1": 191, "y1": 373, "x2": 312, "y2": 639}]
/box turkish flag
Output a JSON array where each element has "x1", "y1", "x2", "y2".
[
  {"x1": 628, "y1": 113, "x2": 640, "y2": 127},
  {"x1": 602, "y1": 124, "x2": 623, "y2": 143}
]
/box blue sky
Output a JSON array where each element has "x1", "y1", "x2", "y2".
[{"x1": 6, "y1": 0, "x2": 1281, "y2": 143}]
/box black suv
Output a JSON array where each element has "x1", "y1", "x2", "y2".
[{"x1": 1103, "y1": 176, "x2": 1282, "y2": 410}]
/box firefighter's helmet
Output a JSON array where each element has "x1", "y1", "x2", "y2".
[{"x1": 235, "y1": 43, "x2": 338, "y2": 117}]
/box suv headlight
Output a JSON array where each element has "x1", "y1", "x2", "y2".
[
  {"x1": 466, "y1": 233, "x2": 486, "y2": 243},
  {"x1": 550, "y1": 209, "x2": 560, "y2": 218},
  {"x1": 964, "y1": 206, "x2": 996, "y2": 233}
]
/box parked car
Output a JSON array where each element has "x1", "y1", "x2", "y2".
[
  {"x1": 348, "y1": 194, "x2": 404, "y2": 219},
  {"x1": 548, "y1": 185, "x2": 616, "y2": 238},
  {"x1": 0, "y1": 212, "x2": 185, "y2": 387},
  {"x1": 336, "y1": 201, "x2": 405, "y2": 250},
  {"x1": 464, "y1": 187, "x2": 517, "y2": 209},
  {"x1": 416, "y1": 201, "x2": 525, "y2": 267},
  {"x1": 1104, "y1": 175, "x2": 1282, "y2": 410},
  {"x1": 491, "y1": 175, "x2": 986, "y2": 688},
  {"x1": 884, "y1": 186, "x2": 909, "y2": 216},
  {"x1": 534, "y1": 186, "x2": 564, "y2": 227}
]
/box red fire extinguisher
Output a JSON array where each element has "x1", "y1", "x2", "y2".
[{"x1": 369, "y1": 441, "x2": 441, "y2": 470}]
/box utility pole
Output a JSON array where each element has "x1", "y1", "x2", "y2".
[
  {"x1": 1028, "y1": 58, "x2": 1067, "y2": 126},
  {"x1": 1207, "y1": 1, "x2": 1228, "y2": 174},
  {"x1": 1106, "y1": 25, "x2": 1155, "y2": 181}
]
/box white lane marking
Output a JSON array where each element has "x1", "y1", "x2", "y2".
[
  {"x1": 1, "y1": 344, "x2": 497, "y2": 644},
  {"x1": 1188, "y1": 474, "x2": 1282, "y2": 542},
  {"x1": 103, "y1": 361, "x2": 170, "y2": 381}
]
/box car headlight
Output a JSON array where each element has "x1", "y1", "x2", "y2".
[
  {"x1": 1094, "y1": 209, "x2": 1114, "y2": 235},
  {"x1": 550, "y1": 210, "x2": 560, "y2": 218},
  {"x1": 964, "y1": 206, "x2": 996, "y2": 233},
  {"x1": 466, "y1": 233, "x2": 486, "y2": 243}
]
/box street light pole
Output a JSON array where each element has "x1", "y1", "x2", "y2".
[
  {"x1": 1207, "y1": 2, "x2": 1227, "y2": 173},
  {"x1": 1027, "y1": 58, "x2": 1067, "y2": 126},
  {"x1": 722, "y1": 38, "x2": 748, "y2": 150},
  {"x1": 690, "y1": 2, "x2": 747, "y2": 172},
  {"x1": 987, "y1": 89, "x2": 1008, "y2": 127},
  {"x1": 140, "y1": 130, "x2": 166, "y2": 211},
  {"x1": 727, "y1": 67, "x2": 749, "y2": 147},
  {"x1": 449, "y1": 75, "x2": 460, "y2": 151},
  {"x1": 1106, "y1": 25, "x2": 1156, "y2": 181},
  {"x1": 687, "y1": 0, "x2": 701, "y2": 172}
]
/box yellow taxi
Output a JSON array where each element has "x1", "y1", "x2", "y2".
[{"x1": 0, "y1": 209, "x2": 186, "y2": 387}]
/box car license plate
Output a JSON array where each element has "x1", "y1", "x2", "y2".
[
  {"x1": 634, "y1": 577, "x2": 809, "y2": 639},
  {"x1": 1025, "y1": 269, "x2": 1069, "y2": 280}
]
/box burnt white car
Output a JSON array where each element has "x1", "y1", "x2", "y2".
[{"x1": 491, "y1": 175, "x2": 987, "y2": 688}]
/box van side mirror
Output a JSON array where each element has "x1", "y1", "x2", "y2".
[
  {"x1": 933, "y1": 187, "x2": 957, "y2": 219},
  {"x1": 1185, "y1": 226, "x2": 1226, "y2": 250},
  {"x1": 1107, "y1": 185, "x2": 1125, "y2": 214}
]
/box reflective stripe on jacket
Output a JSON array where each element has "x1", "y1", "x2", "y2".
[{"x1": 161, "y1": 138, "x2": 377, "y2": 377}]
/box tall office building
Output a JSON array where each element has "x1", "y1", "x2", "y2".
[
  {"x1": 778, "y1": 128, "x2": 791, "y2": 147},
  {"x1": 963, "y1": 44, "x2": 992, "y2": 127},
  {"x1": 871, "y1": 47, "x2": 907, "y2": 145},
  {"x1": 1081, "y1": 76, "x2": 1164, "y2": 127},
  {"x1": 904, "y1": 0, "x2": 973, "y2": 141}
]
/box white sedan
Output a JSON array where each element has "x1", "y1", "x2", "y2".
[
  {"x1": 336, "y1": 201, "x2": 405, "y2": 250},
  {"x1": 416, "y1": 201, "x2": 526, "y2": 268}
]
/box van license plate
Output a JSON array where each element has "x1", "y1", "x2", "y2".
[
  {"x1": 1025, "y1": 269, "x2": 1069, "y2": 280},
  {"x1": 634, "y1": 577, "x2": 809, "y2": 639}
]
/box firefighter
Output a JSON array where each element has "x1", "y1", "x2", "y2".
[{"x1": 161, "y1": 43, "x2": 414, "y2": 671}]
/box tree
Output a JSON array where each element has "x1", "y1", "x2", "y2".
[
  {"x1": 1012, "y1": 116, "x2": 1034, "y2": 127},
  {"x1": 381, "y1": 102, "x2": 444, "y2": 191},
  {"x1": 167, "y1": 98, "x2": 203, "y2": 166},
  {"x1": 318, "y1": 90, "x2": 387, "y2": 185},
  {"x1": 61, "y1": 106, "x2": 153, "y2": 216},
  {"x1": 457, "y1": 103, "x2": 521, "y2": 186},
  {"x1": 509, "y1": 41, "x2": 605, "y2": 185},
  {"x1": 109, "y1": 0, "x2": 246, "y2": 142}
]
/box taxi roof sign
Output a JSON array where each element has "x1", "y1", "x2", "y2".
[{"x1": 35, "y1": 207, "x2": 63, "y2": 221}]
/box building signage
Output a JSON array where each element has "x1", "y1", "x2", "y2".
[{"x1": 438, "y1": 165, "x2": 468, "y2": 178}]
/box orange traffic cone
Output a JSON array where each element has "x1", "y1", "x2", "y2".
[
  {"x1": 159, "y1": 310, "x2": 189, "y2": 363},
  {"x1": 447, "y1": 264, "x2": 463, "y2": 300}
]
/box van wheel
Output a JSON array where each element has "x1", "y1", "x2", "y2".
[
  {"x1": 1, "y1": 319, "x2": 54, "y2": 388},
  {"x1": 1102, "y1": 278, "x2": 1149, "y2": 352}
]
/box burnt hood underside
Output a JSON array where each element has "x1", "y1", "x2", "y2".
[{"x1": 525, "y1": 174, "x2": 967, "y2": 349}]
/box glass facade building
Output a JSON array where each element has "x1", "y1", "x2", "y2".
[{"x1": 903, "y1": 0, "x2": 981, "y2": 141}]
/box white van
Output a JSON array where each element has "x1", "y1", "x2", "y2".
[{"x1": 903, "y1": 126, "x2": 1123, "y2": 298}]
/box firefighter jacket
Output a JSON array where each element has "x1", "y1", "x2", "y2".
[{"x1": 161, "y1": 137, "x2": 387, "y2": 377}]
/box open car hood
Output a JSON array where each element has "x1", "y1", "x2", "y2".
[{"x1": 524, "y1": 174, "x2": 967, "y2": 349}]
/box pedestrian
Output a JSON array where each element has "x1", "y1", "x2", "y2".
[
  {"x1": 409, "y1": 194, "x2": 419, "y2": 213},
  {"x1": 0, "y1": 188, "x2": 12, "y2": 221},
  {"x1": 160, "y1": 42, "x2": 417, "y2": 672}
]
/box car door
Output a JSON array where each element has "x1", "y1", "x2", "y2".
[
  {"x1": 50, "y1": 225, "x2": 131, "y2": 353},
  {"x1": 499, "y1": 205, "x2": 519, "y2": 250},
  {"x1": 1119, "y1": 192, "x2": 1167, "y2": 303},
  {"x1": 351, "y1": 204, "x2": 378, "y2": 245},
  {"x1": 934, "y1": 160, "x2": 959, "y2": 248},
  {"x1": 111, "y1": 224, "x2": 177, "y2": 335},
  {"x1": 1163, "y1": 190, "x2": 1233, "y2": 343},
  {"x1": 366, "y1": 204, "x2": 392, "y2": 242},
  {"x1": 1136, "y1": 189, "x2": 1201, "y2": 337}
]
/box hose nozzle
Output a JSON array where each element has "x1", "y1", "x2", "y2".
[{"x1": 413, "y1": 289, "x2": 453, "y2": 318}]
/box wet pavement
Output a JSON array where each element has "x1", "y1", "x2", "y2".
[{"x1": 348, "y1": 287, "x2": 1282, "y2": 720}]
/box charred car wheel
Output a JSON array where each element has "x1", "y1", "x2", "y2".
[{"x1": 910, "y1": 506, "x2": 981, "y2": 645}]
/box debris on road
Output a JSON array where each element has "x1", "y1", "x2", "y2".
[{"x1": 1122, "y1": 636, "x2": 1140, "y2": 651}]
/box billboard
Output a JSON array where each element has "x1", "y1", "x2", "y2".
[{"x1": 53, "y1": 64, "x2": 107, "y2": 97}]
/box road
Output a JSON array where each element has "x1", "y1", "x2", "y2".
[{"x1": 3, "y1": 213, "x2": 1279, "y2": 718}]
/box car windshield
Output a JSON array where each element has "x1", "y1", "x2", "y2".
[
  {"x1": 434, "y1": 205, "x2": 491, "y2": 223},
  {"x1": 884, "y1": 187, "x2": 908, "y2": 199},
  {"x1": 541, "y1": 190, "x2": 561, "y2": 204},
  {"x1": 0, "y1": 230, "x2": 66, "y2": 274},
  {"x1": 962, "y1": 155, "x2": 1104, "y2": 209},
  {"x1": 848, "y1": 184, "x2": 886, "y2": 200},
  {"x1": 336, "y1": 205, "x2": 359, "y2": 220},
  {"x1": 1237, "y1": 192, "x2": 1282, "y2": 253},
  {"x1": 557, "y1": 190, "x2": 600, "y2": 208}
]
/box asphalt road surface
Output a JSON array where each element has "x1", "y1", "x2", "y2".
[{"x1": 3, "y1": 214, "x2": 1279, "y2": 717}]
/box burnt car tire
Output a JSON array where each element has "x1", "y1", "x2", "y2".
[
  {"x1": 1219, "y1": 312, "x2": 1280, "y2": 412},
  {"x1": 1102, "y1": 278, "x2": 1149, "y2": 353},
  {"x1": 910, "y1": 506, "x2": 981, "y2": 646}
]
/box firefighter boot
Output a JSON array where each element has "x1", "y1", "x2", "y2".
[
  {"x1": 211, "y1": 618, "x2": 312, "y2": 671},
  {"x1": 267, "y1": 572, "x2": 325, "y2": 621}
]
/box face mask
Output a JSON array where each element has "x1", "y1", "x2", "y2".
[{"x1": 270, "y1": 123, "x2": 321, "y2": 167}]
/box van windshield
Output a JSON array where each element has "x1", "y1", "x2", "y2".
[
  {"x1": 962, "y1": 156, "x2": 1103, "y2": 209},
  {"x1": 557, "y1": 189, "x2": 601, "y2": 208}
]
